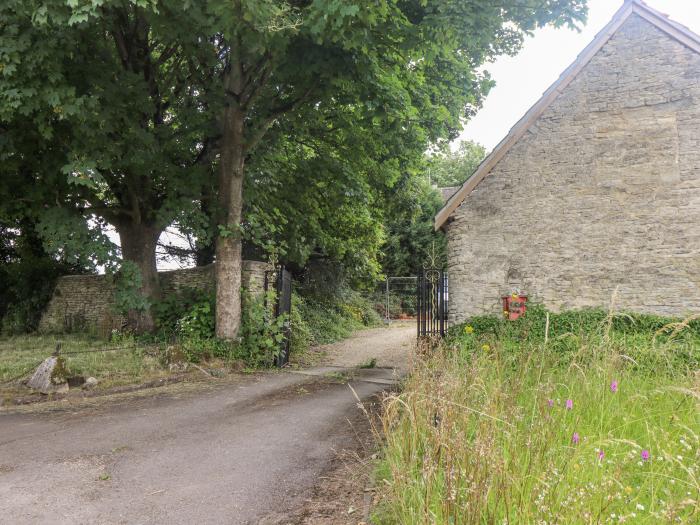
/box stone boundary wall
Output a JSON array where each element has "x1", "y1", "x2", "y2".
[
  {"x1": 446, "y1": 14, "x2": 700, "y2": 322},
  {"x1": 38, "y1": 261, "x2": 270, "y2": 333}
]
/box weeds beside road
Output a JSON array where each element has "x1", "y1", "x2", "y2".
[
  {"x1": 373, "y1": 306, "x2": 700, "y2": 524},
  {"x1": 0, "y1": 335, "x2": 169, "y2": 389}
]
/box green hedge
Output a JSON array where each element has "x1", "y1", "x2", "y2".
[
  {"x1": 449, "y1": 304, "x2": 700, "y2": 374},
  {"x1": 290, "y1": 290, "x2": 382, "y2": 355}
]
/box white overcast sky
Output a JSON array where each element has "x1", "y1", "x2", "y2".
[{"x1": 456, "y1": 0, "x2": 700, "y2": 151}]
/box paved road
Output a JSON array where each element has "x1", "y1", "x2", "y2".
[{"x1": 0, "y1": 325, "x2": 414, "y2": 524}]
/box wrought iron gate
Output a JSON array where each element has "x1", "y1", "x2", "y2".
[
  {"x1": 264, "y1": 266, "x2": 292, "y2": 367},
  {"x1": 417, "y1": 268, "x2": 449, "y2": 337}
]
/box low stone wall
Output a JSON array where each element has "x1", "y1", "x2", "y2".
[{"x1": 38, "y1": 261, "x2": 270, "y2": 333}]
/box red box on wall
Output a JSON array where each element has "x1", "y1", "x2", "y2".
[{"x1": 502, "y1": 295, "x2": 528, "y2": 321}]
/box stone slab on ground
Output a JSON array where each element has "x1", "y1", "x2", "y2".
[{"x1": 26, "y1": 357, "x2": 69, "y2": 394}]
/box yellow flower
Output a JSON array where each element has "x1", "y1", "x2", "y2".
[
  {"x1": 511, "y1": 292, "x2": 519, "y2": 299},
  {"x1": 573, "y1": 463, "x2": 580, "y2": 470},
  {"x1": 464, "y1": 325, "x2": 474, "y2": 334},
  {"x1": 481, "y1": 344, "x2": 490, "y2": 352},
  {"x1": 624, "y1": 486, "x2": 633, "y2": 495},
  {"x1": 503, "y1": 310, "x2": 509, "y2": 317}
]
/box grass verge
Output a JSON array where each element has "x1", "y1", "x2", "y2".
[
  {"x1": 373, "y1": 307, "x2": 700, "y2": 524},
  {"x1": 0, "y1": 335, "x2": 170, "y2": 395}
]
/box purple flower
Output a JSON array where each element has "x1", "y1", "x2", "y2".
[
  {"x1": 610, "y1": 380, "x2": 618, "y2": 393},
  {"x1": 572, "y1": 432, "x2": 580, "y2": 445},
  {"x1": 641, "y1": 450, "x2": 650, "y2": 462},
  {"x1": 547, "y1": 399, "x2": 554, "y2": 408},
  {"x1": 566, "y1": 399, "x2": 573, "y2": 410},
  {"x1": 598, "y1": 450, "x2": 605, "y2": 461}
]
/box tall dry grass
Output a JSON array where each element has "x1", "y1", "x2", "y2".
[{"x1": 373, "y1": 309, "x2": 700, "y2": 524}]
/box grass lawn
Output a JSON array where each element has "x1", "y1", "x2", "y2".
[
  {"x1": 0, "y1": 334, "x2": 171, "y2": 396},
  {"x1": 373, "y1": 307, "x2": 700, "y2": 524}
]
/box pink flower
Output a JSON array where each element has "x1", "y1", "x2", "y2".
[
  {"x1": 572, "y1": 432, "x2": 580, "y2": 445},
  {"x1": 598, "y1": 450, "x2": 605, "y2": 461},
  {"x1": 547, "y1": 399, "x2": 554, "y2": 408},
  {"x1": 641, "y1": 450, "x2": 650, "y2": 461},
  {"x1": 566, "y1": 399, "x2": 573, "y2": 410},
  {"x1": 610, "y1": 380, "x2": 618, "y2": 393}
]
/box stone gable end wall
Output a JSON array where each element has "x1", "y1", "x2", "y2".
[
  {"x1": 446, "y1": 14, "x2": 700, "y2": 322},
  {"x1": 38, "y1": 261, "x2": 270, "y2": 333}
]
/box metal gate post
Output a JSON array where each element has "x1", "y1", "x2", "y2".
[
  {"x1": 386, "y1": 278, "x2": 390, "y2": 323},
  {"x1": 264, "y1": 265, "x2": 293, "y2": 368}
]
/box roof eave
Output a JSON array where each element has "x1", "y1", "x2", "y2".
[{"x1": 434, "y1": 0, "x2": 700, "y2": 230}]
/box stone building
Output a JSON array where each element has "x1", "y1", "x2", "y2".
[{"x1": 435, "y1": 0, "x2": 700, "y2": 323}]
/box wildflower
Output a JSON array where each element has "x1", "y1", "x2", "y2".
[
  {"x1": 636, "y1": 503, "x2": 645, "y2": 511},
  {"x1": 464, "y1": 325, "x2": 474, "y2": 334},
  {"x1": 547, "y1": 399, "x2": 554, "y2": 408},
  {"x1": 641, "y1": 450, "x2": 650, "y2": 462},
  {"x1": 624, "y1": 486, "x2": 633, "y2": 495},
  {"x1": 598, "y1": 450, "x2": 605, "y2": 461},
  {"x1": 610, "y1": 380, "x2": 618, "y2": 393},
  {"x1": 482, "y1": 344, "x2": 490, "y2": 352},
  {"x1": 572, "y1": 432, "x2": 580, "y2": 445},
  {"x1": 511, "y1": 292, "x2": 519, "y2": 299},
  {"x1": 566, "y1": 399, "x2": 573, "y2": 410},
  {"x1": 503, "y1": 310, "x2": 509, "y2": 317}
]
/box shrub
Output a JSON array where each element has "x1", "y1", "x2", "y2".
[
  {"x1": 151, "y1": 286, "x2": 285, "y2": 365},
  {"x1": 449, "y1": 305, "x2": 700, "y2": 374},
  {"x1": 176, "y1": 299, "x2": 215, "y2": 340},
  {"x1": 152, "y1": 287, "x2": 215, "y2": 337},
  {"x1": 289, "y1": 292, "x2": 313, "y2": 355},
  {"x1": 148, "y1": 281, "x2": 380, "y2": 365},
  {"x1": 236, "y1": 290, "x2": 288, "y2": 367},
  {"x1": 293, "y1": 288, "x2": 381, "y2": 348},
  {"x1": 0, "y1": 258, "x2": 72, "y2": 334}
]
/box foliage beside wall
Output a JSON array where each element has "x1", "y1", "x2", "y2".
[
  {"x1": 427, "y1": 140, "x2": 487, "y2": 187},
  {"x1": 452, "y1": 304, "x2": 700, "y2": 373},
  {"x1": 374, "y1": 307, "x2": 700, "y2": 524},
  {"x1": 289, "y1": 290, "x2": 382, "y2": 355},
  {"x1": 0, "y1": 223, "x2": 83, "y2": 335}
]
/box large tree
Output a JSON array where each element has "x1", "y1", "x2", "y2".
[
  {"x1": 1, "y1": 0, "x2": 217, "y2": 330},
  {"x1": 429, "y1": 140, "x2": 487, "y2": 188},
  {"x1": 2, "y1": 0, "x2": 587, "y2": 339},
  {"x1": 198, "y1": 0, "x2": 587, "y2": 339}
]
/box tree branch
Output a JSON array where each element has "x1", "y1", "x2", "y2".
[
  {"x1": 244, "y1": 86, "x2": 315, "y2": 154},
  {"x1": 240, "y1": 53, "x2": 272, "y2": 109},
  {"x1": 156, "y1": 43, "x2": 180, "y2": 66}
]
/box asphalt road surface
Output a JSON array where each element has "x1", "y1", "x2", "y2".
[{"x1": 0, "y1": 324, "x2": 414, "y2": 524}]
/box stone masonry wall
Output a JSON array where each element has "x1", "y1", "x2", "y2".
[
  {"x1": 446, "y1": 14, "x2": 700, "y2": 323},
  {"x1": 38, "y1": 261, "x2": 270, "y2": 333}
]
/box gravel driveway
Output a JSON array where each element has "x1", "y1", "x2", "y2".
[{"x1": 316, "y1": 322, "x2": 415, "y2": 370}]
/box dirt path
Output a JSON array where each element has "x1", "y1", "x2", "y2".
[
  {"x1": 315, "y1": 321, "x2": 415, "y2": 371},
  {"x1": 0, "y1": 326, "x2": 415, "y2": 524}
]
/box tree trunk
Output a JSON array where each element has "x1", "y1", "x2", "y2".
[
  {"x1": 116, "y1": 221, "x2": 162, "y2": 333},
  {"x1": 215, "y1": 104, "x2": 246, "y2": 340},
  {"x1": 195, "y1": 186, "x2": 217, "y2": 266}
]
